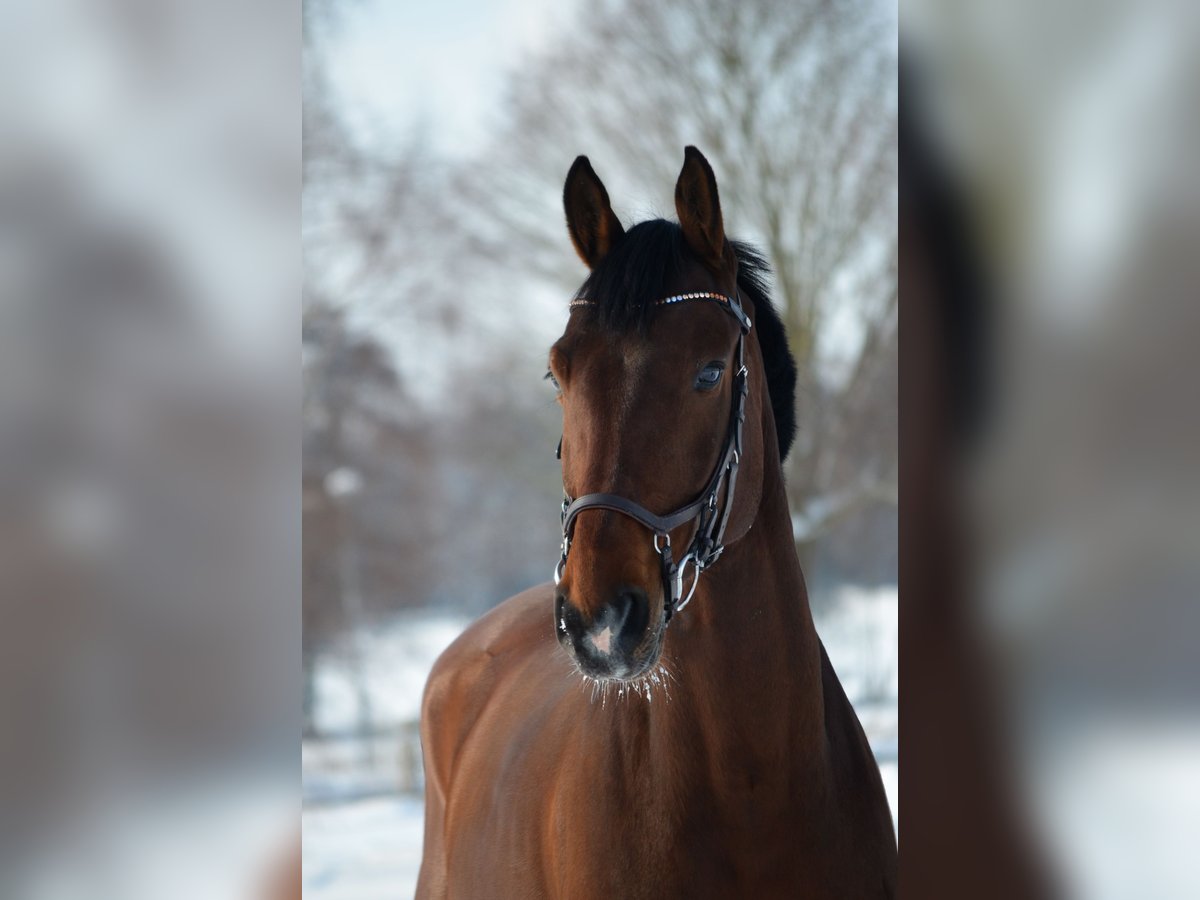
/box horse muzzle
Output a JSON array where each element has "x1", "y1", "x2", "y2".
[{"x1": 555, "y1": 585, "x2": 662, "y2": 680}]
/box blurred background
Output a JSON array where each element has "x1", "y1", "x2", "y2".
[
  {"x1": 0, "y1": 1, "x2": 297, "y2": 898},
  {"x1": 301, "y1": 0, "x2": 898, "y2": 895},
  {"x1": 902, "y1": 1, "x2": 1200, "y2": 898}
]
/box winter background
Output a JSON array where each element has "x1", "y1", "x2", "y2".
[{"x1": 302, "y1": 1, "x2": 897, "y2": 896}]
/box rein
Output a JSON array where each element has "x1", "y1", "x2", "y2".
[{"x1": 553, "y1": 290, "x2": 752, "y2": 625}]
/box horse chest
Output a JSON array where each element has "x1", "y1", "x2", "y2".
[
  {"x1": 539, "y1": 756, "x2": 825, "y2": 897},
  {"x1": 537, "y1": 797, "x2": 832, "y2": 900},
  {"x1": 442, "y1": 753, "x2": 866, "y2": 900}
]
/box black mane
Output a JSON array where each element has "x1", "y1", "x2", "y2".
[{"x1": 573, "y1": 219, "x2": 798, "y2": 460}]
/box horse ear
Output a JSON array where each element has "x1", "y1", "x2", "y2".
[
  {"x1": 563, "y1": 156, "x2": 624, "y2": 269},
  {"x1": 674, "y1": 146, "x2": 727, "y2": 268}
]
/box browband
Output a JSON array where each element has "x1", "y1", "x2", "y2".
[{"x1": 568, "y1": 291, "x2": 752, "y2": 333}]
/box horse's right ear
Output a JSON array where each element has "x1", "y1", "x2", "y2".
[
  {"x1": 563, "y1": 156, "x2": 624, "y2": 269},
  {"x1": 675, "y1": 146, "x2": 727, "y2": 270}
]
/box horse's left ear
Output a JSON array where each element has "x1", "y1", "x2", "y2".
[
  {"x1": 563, "y1": 156, "x2": 625, "y2": 269},
  {"x1": 675, "y1": 146, "x2": 728, "y2": 269}
]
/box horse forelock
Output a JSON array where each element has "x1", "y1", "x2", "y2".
[{"x1": 571, "y1": 220, "x2": 797, "y2": 461}]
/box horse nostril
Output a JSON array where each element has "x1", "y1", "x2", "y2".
[
  {"x1": 613, "y1": 587, "x2": 650, "y2": 648},
  {"x1": 558, "y1": 586, "x2": 652, "y2": 663}
]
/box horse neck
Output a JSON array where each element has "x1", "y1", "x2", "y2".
[{"x1": 659, "y1": 437, "x2": 826, "y2": 776}]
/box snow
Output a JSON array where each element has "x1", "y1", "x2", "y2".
[
  {"x1": 303, "y1": 796, "x2": 426, "y2": 900},
  {"x1": 815, "y1": 584, "x2": 899, "y2": 710},
  {"x1": 313, "y1": 613, "x2": 470, "y2": 734}
]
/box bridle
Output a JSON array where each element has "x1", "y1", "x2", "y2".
[{"x1": 553, "y1": 290, "x2": 752, "y2": 626}]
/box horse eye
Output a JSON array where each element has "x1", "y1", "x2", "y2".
[
  {"x1": 544, "y1": 370, "x2": 561, "y2": 392},
  {"x1": 695, "y1": 363, "x2": 725, "y2": 391}
]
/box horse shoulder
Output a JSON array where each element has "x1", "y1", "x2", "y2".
[
  {"x1": 420, "y1": 583, "x2": 556, "y2": 792},
  {"x1": 416, "y1": 584, "x2": 555, "y2": 898}
]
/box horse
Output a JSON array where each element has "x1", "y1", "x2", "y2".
[{"x1": 416, "y1": 147, "x2": 896, "y2": 898}]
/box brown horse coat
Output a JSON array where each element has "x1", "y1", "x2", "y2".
[{"x1": 416, "y1": 150, "x2": 896, "y2": 898}]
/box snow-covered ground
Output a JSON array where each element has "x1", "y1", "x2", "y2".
[
  {"x1": 817, "y1": 584, "x2": 899, "y2": 710},
  {"x1": 303, "y1": 585, "x2": 898, "y2": 898},
  {"x1": 304, "y1": 795, "x2": 425, "y2": 900},
  {"x1": 313, "y1": 614, "x2": 471, "y2": 735}
]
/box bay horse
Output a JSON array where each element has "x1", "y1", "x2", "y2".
[{"x1": 416, "y1": 147, "x2": 896, "y2": 898}]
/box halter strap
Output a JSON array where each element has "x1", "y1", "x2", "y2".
[
  {"x1": 555, "y1": 290, "x2": 751, "y2": 625},
  {"x1": 562, "y1": 493, "x2": 704, "y2": 536}
]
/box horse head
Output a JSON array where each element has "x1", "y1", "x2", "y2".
[{"x1": 550, "y1": 147, "x2": 785, "y2": 681}]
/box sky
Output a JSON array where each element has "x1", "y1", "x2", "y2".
[{"x1": 325, "y1": 0, "x2": 581, "y2": 158}]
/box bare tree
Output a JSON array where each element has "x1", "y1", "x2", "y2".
[{"x1": 304, "y1": 0, "x2": 457, "y2": 344}]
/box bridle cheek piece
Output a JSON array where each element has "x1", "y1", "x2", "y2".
[{"x1": 553, "y1": 291, "x2": 751, "y2": 627}]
